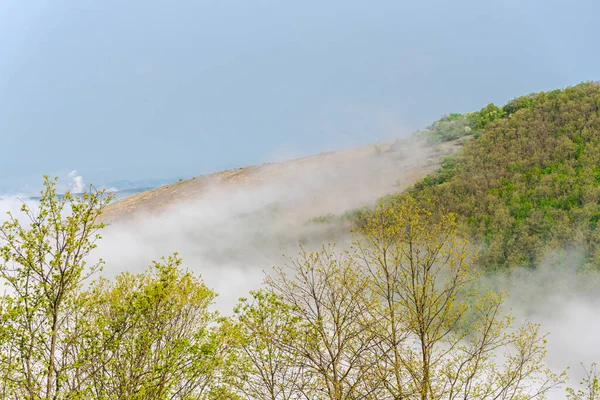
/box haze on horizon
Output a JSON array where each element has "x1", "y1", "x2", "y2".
[{"x1": 1, "y1": 0, "x2": 599, "y2": 192}]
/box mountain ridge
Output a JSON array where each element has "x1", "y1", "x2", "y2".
[{"x1": 100, "y1": 136, "x2": 462, "y2": 224}]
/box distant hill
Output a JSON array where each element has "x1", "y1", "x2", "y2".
[
  {"x1": 106, "y1": 178, "x2": 178, "y2": 191},
  {"x1": 108, "y1": 187, "x2": 156, "y2": 201},
  {"x1": 100, "y1": 136, "x2": 463, "y2": 224},
  {"x1": 21, "y1": 187, "x2": 155, "y2": 202}
]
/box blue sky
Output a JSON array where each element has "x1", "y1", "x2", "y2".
[{"x1": 1, "y1": 0, "x2": 599, "y2": 192}]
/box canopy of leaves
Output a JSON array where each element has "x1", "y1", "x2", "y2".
[
  {"x1": 419, "y1": 112, "x2": 475, "y2": 143},
  {"x1": 408, "y1": 82, "x2": 600, "y2": 270}
]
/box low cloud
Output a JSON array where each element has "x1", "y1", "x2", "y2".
[
  {"x1": 1, "y1": 138, "x2": 598, "y2": 397},
  {"x1": 0, "y1": 196, "x2": 39, "y2": 224},
  {"x1": 479, "y1": 254, "x2": 600, "y2": 397},
  {"x1": 94, "y1": 138, "x2": 434, "y2": 309},
  {"x1": 68, "y1": 170, "x2": 84, "y2": 193}
]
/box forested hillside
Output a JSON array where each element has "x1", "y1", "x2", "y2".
[{"x1": 400, "y1": 82, "x2": 600, "y2": 270}]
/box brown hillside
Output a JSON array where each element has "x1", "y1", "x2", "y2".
[{"x1": 101, "y1": 136, "x2": 461, "y2": 223}]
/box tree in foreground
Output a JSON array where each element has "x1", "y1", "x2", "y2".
[
  {"x1": 81, "y1": 254, "x2": 232, "y2": 400},
  {"x1": 354, "y1": 197, "x2": 565, "y2": 399},
  {"x1": 0, "y1": 176, "x2": 112, "y2": 399},
  {"x1": 265, "y1": 246, "x2": 382, "y2": 400},
  {"x1": 231, "y1": 289, "x2": 312, "y2": 400},
  {"x1": 0, "y1": 177, "x2": 233, "y2": 399},
  {"x1": 567, "y1": 363, "x2": 600, "y2": 400},
  {"x1": 233, "y1": 197, "x2": 566, "y2": 399}
]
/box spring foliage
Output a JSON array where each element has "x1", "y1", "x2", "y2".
[
  {"x1": 0, "y1": 165, "x2": 595, "y2": 398},
  {"x1": 405, "y1": 82, "x2": 600, "y2": 270}
]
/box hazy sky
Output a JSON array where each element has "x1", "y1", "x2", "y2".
[{"x1": 1, "y1": 0, "x2": 598, "y2": 192}]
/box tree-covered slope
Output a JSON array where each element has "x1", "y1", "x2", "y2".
[{"x1": 409, "y1": 82, "x2": 600, "y2": 270}]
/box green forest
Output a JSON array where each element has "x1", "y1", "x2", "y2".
[
  {"x1": 321, "y1": 82, "x2": 600, "y2": 273},
  {"x1": 387, "y1": 82, "x2": 600, "y2": 271},
  {"x1": 1, "y1": 83, "x2": 600, "y2": 399}
]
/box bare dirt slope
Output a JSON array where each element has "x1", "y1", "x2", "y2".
[{"x1": 101, "y1": 136, "x2": 462, "y2": 224}]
